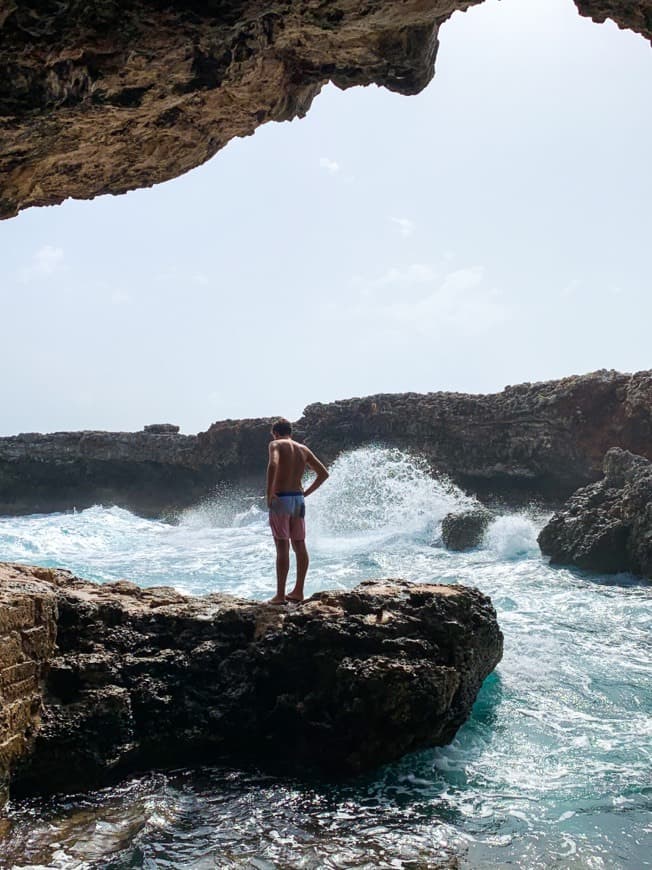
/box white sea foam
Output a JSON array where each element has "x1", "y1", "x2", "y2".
[{"x1": 483, "y1": 513, "x2": 542, "y2": 559}]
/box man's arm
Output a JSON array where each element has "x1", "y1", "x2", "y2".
[
  {"x1": 266, "y1": 442, "x2": 278, "y2": 507},
  {"x1": 303, "y1": 448, "x2": 329, "y2": 498}
]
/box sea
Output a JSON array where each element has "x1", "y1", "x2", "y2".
[{"x1": 0, "y1": 447, "x2": 650, "y2": 869}]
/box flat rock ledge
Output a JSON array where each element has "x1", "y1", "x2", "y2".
[
  {"x1": 538, "y1": 448, "x2": 652, "y2": 577},
  {"x1": 0, "y1": 563, "x2": 503, "y2": 807}
]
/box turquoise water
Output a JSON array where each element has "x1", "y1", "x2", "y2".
[{"x1": 0, "y1": 447, "x2": 650, "y2": 869}]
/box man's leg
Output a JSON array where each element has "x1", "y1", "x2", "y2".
[
  {"x1": 287, "y1": 539, "x2": 309, "y2": 602},
  {"x1": 269, "y1": 538, "x2": 290, "y2": 604}
]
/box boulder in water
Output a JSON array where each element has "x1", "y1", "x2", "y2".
[
  {"x1": 537, "y1": 448, "x2": 652, "y2": 577},
  {"x1": 0, "y1": 562, "x2": 503, "y2": 805},
  {"x1": 441, "y1": 508, "x2": 493, "y2": 551}
]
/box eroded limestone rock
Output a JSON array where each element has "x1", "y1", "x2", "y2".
[
  {"x1": 0, "y1": 566, "x2": 58, "y2": 808},
  {"x1": 538, "y1": 448, "x2": 652, "y2": 577},
  {"x1": 0, "y1": 0, "x2": 650, "y2": 218},
  {"x1": 0, "y1": 562, "x2": 503, "y2": 805}
]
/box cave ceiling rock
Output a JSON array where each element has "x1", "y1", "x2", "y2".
[{"x1": 0, "y1": 0, "x2": 649, "y2": 219}]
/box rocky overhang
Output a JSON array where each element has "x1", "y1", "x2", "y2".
[{"x1": 1, "y1": 0, "x2": 650, "y2": 219}]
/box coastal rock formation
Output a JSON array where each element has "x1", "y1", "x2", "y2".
[
  {"x1": 0, "y1": 0, "x2": 650, "y2": 219},
  {"x1": 538, "y1": 448, "x2": 652, "y2": 577},
  {"x1": 297, "y1": 369, "x2": 652, "y2": 499},
  {"x1": 0, "y1": 567, "x2": 57, "y2": 808},
  {"x1": 441, "y1": 508, "x2": 493, "y2": 551},
  {"x1": 0, "y1": 562, "x2": 503, "y2": 806},
  {"x1": 0, "y1": 425, "x2": 223, "y2": 517},
  {"x1": 1, "y1": 370, "x2": 650, "y2": 515}
]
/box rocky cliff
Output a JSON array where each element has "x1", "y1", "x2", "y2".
[
  {"x1": 1, "y1": 0, "x2": 650, "y2": 219},
  {"x1": 538, "y1": 448, "x2": 652, "y2": 577},
  {"x1": 0, "y1": 562, "x2": 503, "y2": 808},
  {"x1": 296, "y1": 369, "x2": 652, "y2": 499},
  {"x1": 1, "y1": 370, "x2": 650, "y2": 515}
]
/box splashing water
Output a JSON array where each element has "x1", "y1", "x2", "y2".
[{"x1": 0, "y1": 447, "x2": 650, "y2": 869}]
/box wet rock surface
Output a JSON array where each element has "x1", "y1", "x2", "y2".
[
  {"x1": 0, "y1": 0, "x2": 650, "y2": 218},
  {"x1": 0, "y1": 562, "x2": 503, "y2": 805},
  {"x1": 441, "y1": 509, "x2": 493, "y2": 551},
  {"x1": 538, "y1": 448, "x2": 652, "y2": 577},
  {"x1": 1, "y1": 370, "x2": 650, "y2": 515}
]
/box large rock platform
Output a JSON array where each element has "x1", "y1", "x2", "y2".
[{"x1": 0, "y1": 562, "x2": 503, "y2": 808}]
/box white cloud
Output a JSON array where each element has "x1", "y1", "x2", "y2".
[
  {"x1": 350, "y1": 263, "x2": 437, "y2": 298},
  {"x1": 319, "y1": 157, "x2": 340, "y2": 175},
  {"x1": 333, "y1": 265, "x2": 510, "y2": 338},
  {"x1": 561, "y1": 278, "x2": 580, "y2": 297},
  {"x1": 192, "y1": 273, "x2": 210, "y2": 286},
  {"x1": 381, "y1": 266, "x2": 509, "y2": 336},
  {"x1": 390, "y1": 217, "x2": 415, "y2": 237},
  {"x1": 110, "y1": 289, "x2": 132, "y2": 306},
  {"x1": 19, "y1": 245, "x2": 64, "y2": 282}
]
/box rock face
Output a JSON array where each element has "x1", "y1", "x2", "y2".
[
  {"x1": 0, "y1": 0, "x2": 650, "y2": 219},
  {"x1": 0, "y1": 567, "x2": 58, "y2": 808},
  {"x1": 441, "y1": 509, "x2": 493, "y2": 551},
  {"x1": 1, "y1": 370, "x2": 650, "y2": 515},
  {"x1": 538, "y1": 448, "x2": 652, "y2": 577},
  {"x1": 297, "y1": 369, "x2": 652, "y2": 499},
  {"x1": 0, "y1": 427, "x2": 217, "y2": 517},
  {"x1": 0, "y1": 563, "x2": 503, "y2": 805}
]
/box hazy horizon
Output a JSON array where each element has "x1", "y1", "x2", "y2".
[{"x1": 2, "y1": 0, "x2": 650, "y2": 436}]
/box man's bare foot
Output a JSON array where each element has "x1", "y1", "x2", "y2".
[
  {"x1": 268, "y1": 595, "x2": 287, "y2": 605},
  {"x1": 285, "y1": 594, "x2": 304, "y2": 604}
]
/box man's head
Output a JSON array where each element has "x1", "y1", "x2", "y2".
[{"x1": 271, "y1": 418, "x2": 292, "y2": 438}]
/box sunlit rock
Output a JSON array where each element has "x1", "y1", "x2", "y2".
[{"x1": 0, "y1": 0, "x2": 650, "y2": 218}]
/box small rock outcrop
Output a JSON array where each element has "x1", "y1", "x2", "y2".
[
  {"x1": 0, "y1": 0, "x2": 650, "y2": 218},
  {"x1": 0, "y1": 563, "x2": 503, "y2": 806},
  {"x1": 538, "y1": 448, "x2": 652, "y2": 577},
  {"x1": 441, "y1": 508, "x2": 493, "y2": 551},
  {"x1": 143, "y1": 423, "x2": 180, "y2": 435}
]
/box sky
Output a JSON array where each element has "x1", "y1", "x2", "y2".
[{"x1": 1, "y1": 0, "x2": 650, "y2": 435}]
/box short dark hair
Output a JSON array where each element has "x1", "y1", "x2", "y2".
[{"x1": 271, "y1": 418, "x2": 292, "y2": 437}]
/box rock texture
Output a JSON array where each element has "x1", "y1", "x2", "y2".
[
  {"x1": 297, "y1": 369, "x2": 652, "y2": 500},
  {"x1": 0, "y1": 425, "x2": 224, "y2": 517},
  {"x1": 0, "y1": 0, "x2": 650, "y2": 219},
  {"x1": 441, "y1": 508, "x2": 493, "y2": 551},
  {"x1": 1, "y1": 370, "x2": 650, "y2": 515},
  {"x1": 538, "y1": 448, "x2": 652, "y2": 577},
  {"x1": 0, "y1": 567, "x2": 57, "y2": 808},
  {"x1": 0, "y1": 562, "x2": 503, "y2": 806}
]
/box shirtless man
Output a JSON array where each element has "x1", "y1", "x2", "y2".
[{"x1": 266, "y1": 418, "x2": 329, "y2": 605}]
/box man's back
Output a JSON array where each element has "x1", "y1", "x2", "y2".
[{"x1": 269, "y1": 438, "x2": 310, "y2": 492}]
